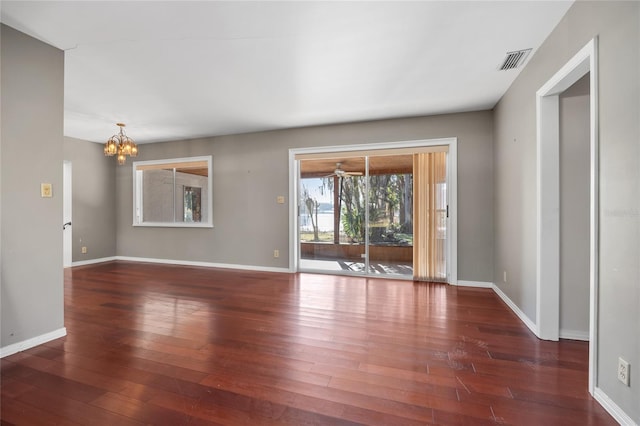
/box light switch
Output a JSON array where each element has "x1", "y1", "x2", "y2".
[
  {"x1": 277, "y1": 196, "x2": 285, "y2": 204},
  {"x1": 41, "y1": 183, "x2": 52, "y2": 198}
]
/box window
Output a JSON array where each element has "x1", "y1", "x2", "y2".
[{"x1": 133, "y1": 156, "x2": 213, "y2": 227}]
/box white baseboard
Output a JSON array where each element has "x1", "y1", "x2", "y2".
[
  {"x1": 594, "y1": 387, "x2": 638, "y2": 425},
  {"x1": 453, "y1": 280, "x2": 540, "y2": 337},
  {"x1": 115, "y1": 256, "x2": 292, "y2": 274},
  {"x1": 1, "y1": 327, "x2": 67, "y2": 358},
  {"x1": 491, "y1": 284, "x2": 539, "y2": 336},
  {"x1": 457, "y1": 280, "x2": 494, "y2": 288},
  {"x1": 459, "y1": 283, "x2": 589, "y2": 343},
  {"x1": 71, "y1": 256, "x2": 117, "y2": 267},
  {"x1": 69, "y1": 255, "x2": 292, "y2": 274},
  {"x1": 559, "y1": 329, "x2": 589, "y2": 341}
]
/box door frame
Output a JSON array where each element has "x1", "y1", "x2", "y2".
[
  {"x1": 536, "y1": 38, "x2": 598, "y2": 393},
  {"x1": 63, "y1": 160, "x2": 72, "y2": 268},
  {"x1": 288, "y1": 137, "x2": 457, "y2": 284}
]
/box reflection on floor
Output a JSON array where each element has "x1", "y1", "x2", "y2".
[{"x1": 300, "y1": 258, "x2": 413, "y2": 276}]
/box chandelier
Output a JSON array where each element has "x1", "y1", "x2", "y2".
[{"x1": 104, "y1": 123, "x2": 138, "y2": 165}]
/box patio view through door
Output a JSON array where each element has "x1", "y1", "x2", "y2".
[{"x1": 296, "y1": 145, "x2": 449, "y2": 281}]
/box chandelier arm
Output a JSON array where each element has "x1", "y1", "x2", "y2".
[{"x1": 105, "y1": 123, "x2": 138, "y2": 164}]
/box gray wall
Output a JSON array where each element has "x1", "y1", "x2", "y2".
[
  {"x1": 493, "y1": 1, "x2": 639, "y2": 421},
  {"x1": 63, "y1": 137, "x2": 117, "y2": 261},
  {"x1": 1, "y1": 25, "x2": 65, "y2": 347},
  {"x1": 117, "y1": 111, "x2": 494, "y2": 282},
  {"x1": 559, "y1": 75, "x2": 590, "y2": 337}
]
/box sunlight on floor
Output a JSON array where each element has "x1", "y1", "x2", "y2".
[{"x1": 300, "y1": 258, "x2": 413, "y2": 276}]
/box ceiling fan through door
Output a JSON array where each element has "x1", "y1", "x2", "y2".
[{"x1": 324, "y1": 162, "x2": 363, "y2": 178}]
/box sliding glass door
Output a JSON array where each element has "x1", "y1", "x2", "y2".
[{"x1": 296, "y1": 145, "x2": 449, "y2": 281}]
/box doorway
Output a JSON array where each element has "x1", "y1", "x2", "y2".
[
  {"x1": 559, "y1": 73, "x2": 590, "y2": 341},
  {"x1": 63, "y1": 161, "x2": 72, "y2": 267},
  {"x1": 536, "y1": 38, "x2": 598, "y2": 392},
  {"x1": 289, "y1": 138, "x2": 457, "y2": 283}
]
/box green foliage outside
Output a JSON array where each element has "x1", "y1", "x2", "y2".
[{"x1": 301, "y1": 173, "x2": 413, "y2": 245}]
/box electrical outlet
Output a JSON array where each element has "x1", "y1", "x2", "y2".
[
  {"x1": 503, "y1": 271, "x2": 507, "y2": 282},
  {"x1": 81, "y1": 246, "x2": 87, "y2": 254},
  {"x1": 618, "y1": 358, "x2": 630, "y2": 386},
  {"x1": 273, "y1": 249, "x2": 279, "y2": 258}
]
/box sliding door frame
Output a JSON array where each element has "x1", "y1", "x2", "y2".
[{"x1": 288, "y1": 138, "x2": 457, "y2": 284}]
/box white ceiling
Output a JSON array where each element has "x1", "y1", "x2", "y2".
[{"x1": 1, "y1": 1, "x2": 573, "y2": 144}]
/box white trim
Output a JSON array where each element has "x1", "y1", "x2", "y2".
[
  {"x1": 115, "y1": 256, "x2": 292, "y2": 274},
  {"x1": 536, "y1": 92, "x2": 561, "y2": 341},
  {"x1": 537, "y1": 51, "x2": 592, "y2": 97},
  {"x1": 587, "y1": 37, "x2": 599, "y2": 397},
  {"x1": 71, "y1": 256, "x2": 292, "y2": 274},
  {"x1": 593, "y1": 387, "x2": 638, "y2": 426},
  {"x1": 559, "y1": 329, "x2": 589, "y2": 341},
  {"x1": 291, "y1": 138, "x2": 456, "y2": 157},
  {"x1": 132, "y1": 222, "x2": 214, "y2": 228},
  {"x1": 364, "y1": 156, "x2": 370, "y2": 272},
  {"x1": 457, "y1": 280, "x2": 553, "y2": 339},
  {"x1": 289, "y1": 137, "x2": 458, "y2": 282},
  {"x1": 457, "y1": 280, "x2": 493, "y2": 289},
  {"x1": 1, "y1": 327, "x2": 67, "y2": 358},
  {"x1": 447, "y1": 140, "x2": 458, "y2": 285},
  {"x1": 288, "y1": 150, "x2": 299, "y2": 273},
  {"x1": 536, "y1": 38, "x2": 598, "y2": 394},
  {"x1": 492, "y1": 284, "x2": 539, "y2": 336},
  {"x1": 71, "y1": 256, "x2": 118, "y2": 267},
  {"x1": 63, "y1": 160, "x2": 73, "y2": 268}
]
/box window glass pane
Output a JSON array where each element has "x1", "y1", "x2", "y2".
[
  {"x1": 133, "y1": 156, "x2": 212, "y2": 227},
  {"x1": 298, "y1": 157, "x2": 366, "y2": 273},
  {"x1": 367, "y1": 155, "x2": 413, "y2": 276}
]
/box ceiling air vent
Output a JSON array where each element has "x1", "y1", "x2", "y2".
[{"x1": 499, "y1": 49, "x2": 532, "y2": 71}]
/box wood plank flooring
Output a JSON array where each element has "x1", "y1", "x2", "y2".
[{"x1": 1, "y1": 261, "x2": 615, "y2": 425}]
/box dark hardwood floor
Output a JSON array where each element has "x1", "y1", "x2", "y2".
[{"x1": 1, "y1": 261, "x2": 615, "y2": 425}]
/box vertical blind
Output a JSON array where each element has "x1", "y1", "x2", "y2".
[{"x1": 413, "y1": 152, "x2": 448, "y2": 281}]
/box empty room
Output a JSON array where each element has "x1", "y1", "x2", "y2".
[{"x1": 1, "y1": 1, "x2": 638, "y2": 425}]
